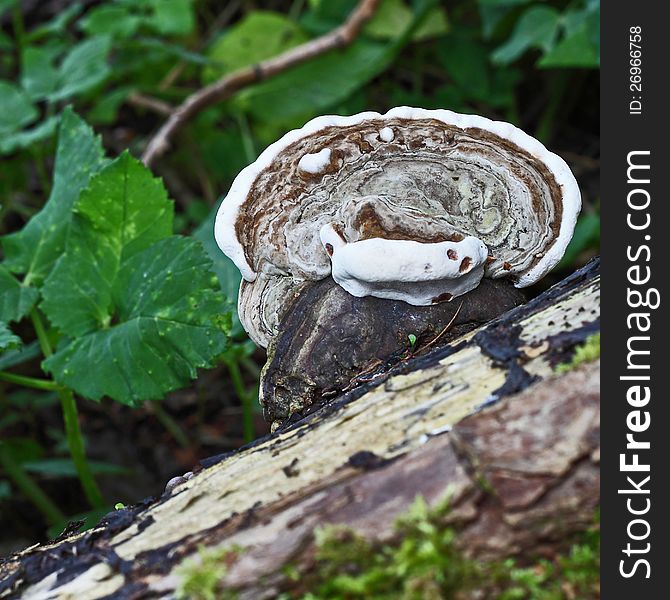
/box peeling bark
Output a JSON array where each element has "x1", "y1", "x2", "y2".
[{"x1": 0, "y1": 260, "x2": 600, "y2": 599}]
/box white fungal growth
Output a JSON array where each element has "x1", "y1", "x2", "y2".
[
  {"x1": 297, "y1": 148, "x2": 332, "y2": 174},
  {"x1": 379, "y1": 127, "x2": 395, "y2": 142},
  {"x1": 320, "y1": 224, "x2": 488, "y2": 305}
]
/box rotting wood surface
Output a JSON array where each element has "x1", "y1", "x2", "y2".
[{"x1": 0, "y1": 259, "x2": 601, "y2": 599}]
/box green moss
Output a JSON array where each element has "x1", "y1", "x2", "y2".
[
  {"x1": 174, "y1": 498, "x2": 599, "y2": 600},
  {"x1": 555, "y1": 332, "x2": 600, "y2": 374},
  {"x1": 176, "y1": 545, "x2": 240, "y2": 600},
  {"x1": 294, "y1": 497, "x2": 600, "y2": 600}
]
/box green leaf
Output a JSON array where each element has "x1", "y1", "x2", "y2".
[
  {"x1": 365, "y1": 0, "x2": 414, "y2": 39},
  {"x1": 0, "y1": 438, "x2": 44, "y2": 464},
  {"x1": 87, "y1": 87, "x2": 132, "y2": 125},
  {"x1": 557, "y1": 212, "x2": 600, "y2": 269},
  {"x1": 235, "y1": 39, "x2": 396, "y2": 124},
  {"x1": 438, "y1": 34, "x2": 491, "y2": 101},
  {"x1": 0, "y1": 265, "x2": 39, "y2": 323},
  {"x1": 365, "y1": 0, "x2": 448, "y2": 41},
  {"x1": 0, "y1": 114, "x2": 59, "y2": 155},
  {"x1": 203, "y1": 11, "x2": 308, "y2": 84},
  {"x1": 193, "y1": 202, "x2": 243, "y2": 336},
  {"x1": 538, "y1": 23, "x2": 599, "y2": 68},
  {"x1": 1, "y1": 108, "x2": 107, "y2": 286},
  {"x1": 300, "y1": 0, "x2": 357, "y2": 36},
  {"x1": 0, "y1": 341, "x2": 40, "y2": 371},
  {"x1": 194, "y1": 204, "x2": 242, "y2": 299},
  {"x1": 0, "y1": 81, "x2": 38, "y2": 135},
  {"x1": 0, "y1": 479, "x2": 11, "y2": 500},
  {"x1": 44, "y1": 237, "x2": 229, "y2": 405},
  {"x1": 20, "y1": 45, "x2": 59, "y2": 100},
  {"x1": 22, "y1": 458, "x2": 130, "y2": 477},
  {"x1": 491, "y1": 6, "x2": 561, "y2": 65},
  {"x1": 477, "y1": 0, "x2": 532, "y2": 6},
  {"x1": 41, "y1": 152, "x2": 173, "y2": 336},
  {"x1": 0, "y1": 0, "x2": 17, "y2": 18},
  {"x1": 0, "y1": 321, "x2": 20, "y2": 352},
  {"x1": 147, "y1": 0, "x2": 195, "y2": 36},
  {"x1": 25, "y1": 3, "x2": 83, "y2": 42},
  {"x1": 49, "y1": 36, "x2": 111, "y2": 101},
  {"x1": 78, "y1": 5, "x2": 142, "y2": 38}
]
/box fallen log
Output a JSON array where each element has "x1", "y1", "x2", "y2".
[{"x1": 0, "y1": 259, "x2": 601, "y2": 599}]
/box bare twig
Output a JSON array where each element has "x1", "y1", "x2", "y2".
[
  {"x1": 142, "y1": 0, "x2": 381, "y2": 167},
  {"x1": 127, "y1": 93, "x2": 174, "y2": 116}
]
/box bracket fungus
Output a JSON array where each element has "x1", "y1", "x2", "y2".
[{"x1": 214, "y1": 107, "x2": 581, "y2": 426}]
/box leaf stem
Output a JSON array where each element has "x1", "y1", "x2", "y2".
[
  {"x1": 151, "y1": 401, "x2": 190, "y2": 449},
  {"x1": 234, "y1": 111, "x2": 256, "y2": 165},
  {"x1": 0, "y1": 371, "x2": 62, "y2": 392},
  {"x1": 0, "y1": 443, "x2": 65, "y2": 526},
  {"x1": 11, "y1": 4, "x2": 25, "y2": 55},
  {"x1": 29, "y1": 309, "x2": 105, "y2": 508},
  {"x1": 224, "y1": 356, "x2": 254, "y2": 443}
]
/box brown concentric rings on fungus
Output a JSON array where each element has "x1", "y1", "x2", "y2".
[{"x1": 215, "y1": 107, "x2": 581, "y2": 348}]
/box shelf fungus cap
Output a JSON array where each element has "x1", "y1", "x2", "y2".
[{"x1": 215, "y1": 107, "x2": 581, "y2": 347}]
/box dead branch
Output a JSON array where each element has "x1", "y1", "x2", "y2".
[{"x1": 141, "y1": 0, "x2": 381, "y2": 167}]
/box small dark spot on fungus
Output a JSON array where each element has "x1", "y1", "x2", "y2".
[
  {"x1": 431, "y1": 292, "x2": 453, "y2": 304},
  {"x1": 447, "y1": 249, "x2": 458, "y2": 261},
  {"x1": 503, "y1": 261, "x2": 512, "y2": 271},
  {"x1": 325, "y1": 243, "x2": 334, "y2": 256},
  {"x1": 459, "y1": 257, "x2": 472, "y2": 273}
]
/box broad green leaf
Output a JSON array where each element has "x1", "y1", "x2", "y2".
[
  {"x1": 193, "y1": 201, "x2": 243, "y2": 336},
  {"x1": 477, "y1": 0, "x2": 532, "y2": 6},
  {"x1": 0, "y1": 114, "x2": 59, "y2": 155},
  {"x1": 539, "y1": 23, "x2": 599, "y2": 68},
  {"x1": 0, "y1": 81, "x2": 38, "y2": 134},
  {"x1": 491, "y1": 6, "x2": 561, "y2": 65},
  {"x1": 300, "y1": 0, "x2": 357, "y2": 35},
  {"x1": 147, "y1": 0, "x2": 195, "y2": 35},
  {"x1": 0, "y1": 0, "x2": 17, "y2": 17},
  {"x1": 87, "y1": 87, "x2": 132, "y2": 125},
  {"x1": 0, "y1": 321, "x2": 20, "y2": 352},
  {"x1": 131, "y1": 37, "x2": 212, "y2": 65},
  {"x1": 2, "y1": 108, "x2": 107, "y2": 286},
  {"x1": 78, "y1": 5, "x2": 142, "y2": 38},
  {"x1": 478, "y1": 2, "x2": 514, "y2": 39},
  {"x1": 0, "y1": 265, "x2": 39, "y2": 323},
  {"x1": 365, "y1": 0, "x2": 414, "y2": 39},
  {"x1": 203, "y1": 11, "x2": 308, "y2": 84},
  {"x1": 0, "y1": 438, "x2": 44, "y2": 463},
  {"x1": 25, "y1": 3, "x2": 83, "y2": 42},
  {"x1": 366, "y1": 0, "x2": 448, "y2": 41},
  {"x1": 44, "y1": 237, "x2": 230, "y2": 405},
  {"x1": 235, "y1": 39, "x2": 396, "y2": 124},
  {"x1": 557, "y1": 212, "x2": 600, "y2": 269},
  {"x1": 23, "y1": 458, "x2": 130, "y2": 477},
  {"x1": 0, "y1": 480, "x2": 10, "y2": 500},
  {"x1": 20, "y1": 46, "x2": 59, "y2": 100},
  {"x1": 0, "y1": 341, "x2": 40, "y2": 371},
  {"x1": 413, "y1": 6, "x2": 449, "y2": 41},
  {"x1": 438, "y1": 34, "x2": 491, "y2": 101},
  {"x1": 41, "y1": 152, "x2": 173, "y2": 336},
  {"x1": 49, "y1": 36, "x2": 111, "y2": 101}
]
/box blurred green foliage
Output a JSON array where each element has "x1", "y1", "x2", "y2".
[{"x1": 0, "y1": 0, "x2": 599, "y2": 544}]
